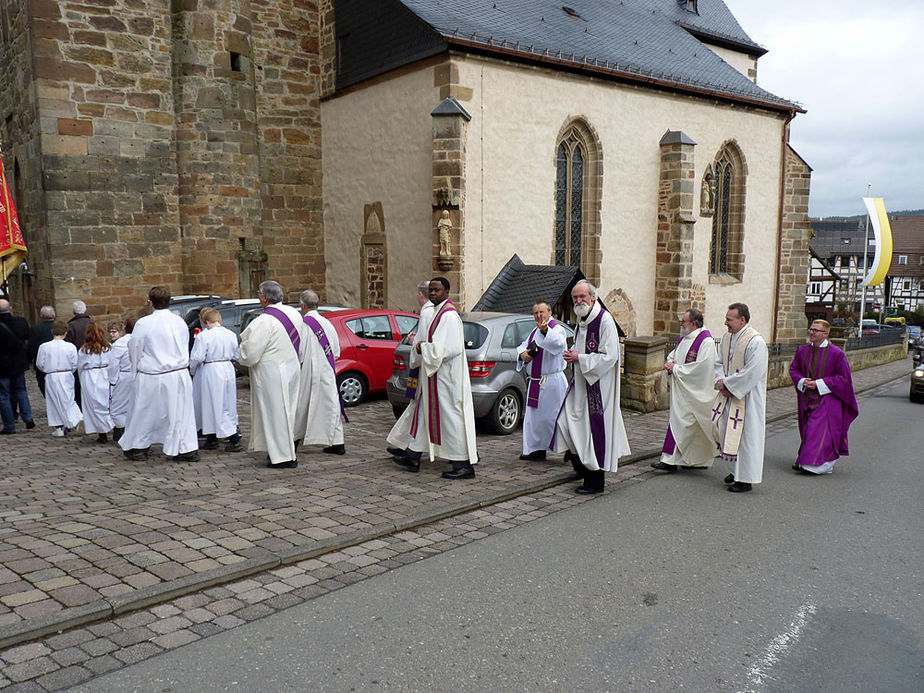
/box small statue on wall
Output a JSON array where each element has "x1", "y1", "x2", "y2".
[
  {"x1": 438, "y1": 209, "x2": 453, "y2": 259},
  {"x1": 700, "y1": 165, "x2": 715, "y2": 217}
]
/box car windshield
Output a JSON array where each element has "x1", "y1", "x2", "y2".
[{"x1": 462, "y1": 322, "x2": 489, "y2": 349}]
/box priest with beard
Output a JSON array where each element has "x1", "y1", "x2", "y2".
[
  {"x1": 393, "y1": 277, "x2": 478, "y2": 479},
  {"x1": 651, "y1": 308, "x2": 717, "y2": 473},
  {"x1": 789, "y1": 319, "x2": 858, "y2": 475},
  {"x1": 551, "y1": 280, "x2": 630, "y2": 494}
]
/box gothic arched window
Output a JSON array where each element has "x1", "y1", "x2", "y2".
[
  {"x1": 552, "y1": 120, "x2": 602, "y2": 285},
  {"x1": 708, "y1": 142, "x2": 747, "y2": 279}
]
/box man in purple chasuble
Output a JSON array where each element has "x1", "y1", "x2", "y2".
[
  {"x1": 551, "y1": 280, "x2": 630, "y2": 494},
  {"x1": 789, "y1": 319, "x2": 858, "y2": 475}
]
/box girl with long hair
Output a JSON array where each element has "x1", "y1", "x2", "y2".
[{"x1": 77, "y1": 321, "x2": 114, "y2": 442}]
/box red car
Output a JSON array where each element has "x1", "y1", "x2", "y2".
[{"x1": 325, "y1": 309, "x2": 420, "y2": 406}]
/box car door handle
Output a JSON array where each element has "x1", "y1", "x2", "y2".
[{"x1": 356, "y1": 344, "x2": 369, "y2": 349}]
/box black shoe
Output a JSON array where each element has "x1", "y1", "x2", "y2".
[
  {"x1": 519, "y1": 450, "x2": 547, "y2": 461},
  {"x1": 394, "y1": 451, "x2": 421, "y2": 472},
  {"x1": 25, "y1": 419, "x2": 35, "y2": 430},
  {"x1": 1, "y1": 429, "x2": 13, "y2": 435},
  {"x1": 168, "y1": 450, "x2": 200, "y2": 462},
  {"x1": 323, "y1": 444, "x2": 345, "y2": 455},
  {"x1": 96, "y1": 433, "x2": 108, "y2": 443},
  {"x1": 225, "y1": 441, "x2": 244, "y2": 452},
  {"x1": 386, "y1": 446, "x2": 405, "y2": 456},
  {"x1": 202, "y1": 438, "x2": 219, "y2": 450},
  {"x1": 268, "y1": 460, "x2": 298, "y2": 468},
  {"x1": 575, "y1": 485, "x2": 604, "y2": 495},
  {"x1": 724, "y1": 473, "x2": 735, "y2": 484},
  {"x1": 650, "y1": 461, "x2": 678, "y2": 473},
  {"x1": 442, "y1": 466, "x2": 475, "y2": 480},
  {"x1": 124, "y1": 448, "x2": 149, "y2": 461},
  {"x1": 112, "y1": 427, "x2": 124, "y2": 443},
  {"x1": 727, "y1": 481, "x2": 752, "y2": 493}
]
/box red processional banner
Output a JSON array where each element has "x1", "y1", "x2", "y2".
[{"x1": 0, "y1": 153, "x2": 27, "y2": 282}]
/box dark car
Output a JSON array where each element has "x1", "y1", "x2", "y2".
[
  {"x1": 386, "y1": 312, "x2": 573, "y2": 435},
  {"x1": 910, "y1": 365, "x2": 924, "y2": 403},
  {"x1": 186, "y1": 299, "x2": 263, "y2": 341},
  {"x1": 325, "y1": 309, "x2": 420, "y2": 406},
  {"x1": 168, "y1": 295, "x2": 227, "y2": 319}
]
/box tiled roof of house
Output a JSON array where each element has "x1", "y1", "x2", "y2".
[
  {"x1": 473, "y1": 254, "x2": 584, "y2": 313},
  {"x1": 810, "y1": 219, "x2": 867, "y2": 260},
  {"x1": 336, "y1": 0, "x2": 800, "y2": 112}
]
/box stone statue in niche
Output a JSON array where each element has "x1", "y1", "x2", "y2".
[
  {"x1": 438, "y1": 209, "x2": 453, "y2": 259},
  {"x1": 700, "y1": 165, "x2": 715, "y2": 217}
]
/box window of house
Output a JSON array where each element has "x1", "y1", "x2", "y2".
[
  {"x1": 708, "y1": 143, "x2": 746, "y2": 278},
  {"x1": 898, "y1": 255, "x2": 908, "y2": 265},
  {"x1": 553, "y1": 120, "x2": 602, "y2": 285},
  {"x1": 904, "y1": 280, "x2": 911, "y2": 290},
  {"x1": 840, "y1": 279, "x2": 848, "y2": 292},
  {"x1": 809, "y1": 282, "x2": 821, "y2": 295},
  {"x1": 841, "y1": 238, "x2": 850, "y2": 245}
]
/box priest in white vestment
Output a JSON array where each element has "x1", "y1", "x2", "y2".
[
  {"x1": 651, "y1": 308, "x2": 718, "y2": 472},
  {"x1": 516, "y1": 301, "x2": 568, "y2": 461},
  {"x1": 118, "y1": 286, "x2": 199, "y2": 461},
  {"x1": 387, "y1": 281, "x2": 434, "y2": 457},
  {"x1": 238, "y1": 280, "x2": 307, "y2": 468},
  {"x1": 712, "y1": 303, "x2": 768, "y2": 493},
  {"x1": 552, "y1": 280, "x2": 630, "y2": 494},
  {"x1": 393, "y1": 278, "x2": 478, "y2": 479},
  {"x1": 189, "y1": 307, "x2": 242, "y2": 452},
  {"x1": 107, "y1": 319, "x2": 134, "y2": 442},
  {"x1": 293, "y1": 289, "x2": 345, "y2": 455},
  {"x1": 35, "y1": 322, "x2": 82, "y2": 436}
]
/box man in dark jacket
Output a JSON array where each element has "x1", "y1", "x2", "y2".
[
  {"x1": 28, "y1": 305, "x2": 56, "y2": 397},
  {"x1": 0, "y1": 298, "x2": 34, "y2": 433},
  {"x1": 65, "y1": 300, "x2": 91, "y2": 406}
]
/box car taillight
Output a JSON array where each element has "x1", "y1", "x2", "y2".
[
  {"x1": 393, "y1": 357, "x2": 406, "y2": 371},
  {"x1": 468, "y1": 361, "x2": 495, "y2": 378}
]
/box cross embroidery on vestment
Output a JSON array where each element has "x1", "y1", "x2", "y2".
[
  {"x1": 730, "y1": 410, "x2": 744, "y2": 429},
  {"x1": 712, "y1": 403, "x2": 723, "y2": 421}
]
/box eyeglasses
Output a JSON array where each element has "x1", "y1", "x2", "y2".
[{"x1": 807, "y1": 328, "x2": 827, "y2": 333}]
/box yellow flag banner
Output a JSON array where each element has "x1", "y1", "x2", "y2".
[
  {"x1": 862, "y1": 197, "x2": 892, "y2": 287},
  {"x1": 0, "y1": 153, "x2": 27, "y2": 282}
]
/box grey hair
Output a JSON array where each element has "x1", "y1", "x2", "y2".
[
  {"x1": 40, "y1": 305, "x2": 56, "y2": 319},
  {"x1": 573, "y1": 280, "x2": 597, "y2": 298},
  {"x1": 258, "y1": 281, "x2": 284, "y2": 304},
  {"x1": 687, "y1": 308, "x2": 704, "y2": 328},
  {"x1": 300, "y1": 289, "x2": 320, "y2": 311},
  {"x1": 72, "y1": 300, "x2": 87, "y2": 315},
  {"x1": 417, "y1": 280, "x2": 429, "y2": 294}
]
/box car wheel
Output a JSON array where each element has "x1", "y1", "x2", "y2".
[
  {"x1": 337, "y1": 371, "x2": 367, "y2": 407},
  {"x1": 486, "y1": 388, "x2": 522, "y2": 435},
  {"x1": 911, "y1": 385, "x2": 921, "y2": 404}
]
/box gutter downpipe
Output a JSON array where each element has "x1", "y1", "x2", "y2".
[{"x1": 771, "y1": 110, "x2": 797, "y2": 344}]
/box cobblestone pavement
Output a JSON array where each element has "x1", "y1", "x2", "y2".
[{"x1": 0, "y1": 357, "x2": 911, "y2": 690}]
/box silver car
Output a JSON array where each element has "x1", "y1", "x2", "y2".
[{"x1": 386, "y1": 311, "x2": 573, "y2": 435}]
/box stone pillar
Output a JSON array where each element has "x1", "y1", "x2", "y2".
[
  {"x1": 172, "y1": 2, "x2": 261, "y2": 297},
  {"x1": 621, "y1": 336, "x2": 669, "y2": 413},
  {"x1": 654, "y1": 130, "x2": 697, "y2": 336},
  {"x1": 774, "y1": 145, "x2": 813, "y2": 342},
  {"x1": 430, "y1": 96, "x2": 470, "y2": 307}
]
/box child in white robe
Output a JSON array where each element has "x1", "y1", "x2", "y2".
[
  {"x1": 35, "y1": 321, "x2": 82, "y2": 436},
  {"x1": 107, "y1": 317, "x2": 135, "y2": 443},
  {"x1": 77, "y1": 321, "x2": 114, "y2": 442},
  {"x1": 189, "y1": 307, "x2": 242, "y2": 452}
]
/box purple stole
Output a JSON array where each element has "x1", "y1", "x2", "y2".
[
  {"x1": 525, "y1": 319, "x2": 560, "y2": 408},
  {"x1": 263, "y1": 305, "x2": 301, "y2": 356},
  {"x1": 550, "y1": 308, "x2": 606, "y2": 465},
  {"x1": 409, "y1": 300, "x2": 456, "y2": 445},
  {"x1": 303, "y1": 314, "x2": 348, "y2": 423},
  {"x1": 662, "y1": 329, "x2": 712, "y2": 455}
]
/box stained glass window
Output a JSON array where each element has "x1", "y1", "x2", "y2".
[
  {"x1": 710, "y1": 153, "x2": 733, "y2": 275},
  {"x1": 555, "y1": 131, "x2": 585, "y2": 268}
]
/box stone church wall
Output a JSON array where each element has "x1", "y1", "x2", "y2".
[{"x1": 0, "y1": 0, "x2": 324, "y2": 321}]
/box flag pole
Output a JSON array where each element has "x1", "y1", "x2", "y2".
[{"x1": 857, "y1": 184, "x2": 871, "y2": 338}]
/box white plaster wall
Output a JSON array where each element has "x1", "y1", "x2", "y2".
[
  {"x1": 703, "y1": 43, "x2": 758, "y2": 82},
  {"x1": 457, "y1": 56, "x2": 788, "y2": 338},
  {"x1": 321, "y1": 67, "x2": 437, "y2": 311}
]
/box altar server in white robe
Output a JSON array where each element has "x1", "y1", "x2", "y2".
[
  {"x1": 387, "y1": 281, "x2": 434, "y2": 457},
  {"x1": 516, "y1": 301, "x2": 568, "y2": 461},
  {"x1": 189, "y1": 307, "x2": 242, "y2": 452},
  {"x1": 238, "y1": 280, "x2": 307, "y2": 468},
  {"x1": 35, "y1": 321, "x2": 82, "y2": 436},
  {"x1": 552, "y1": 280, "x2": 630, "y2": 494},
  {"x1": 77, "y1": 321, "x2": 114, "y2": 443},
  {"x1": 119, "y1": 286, "x2": 199, "y2": 461},
  {"x1": 651, "y1": 308, "x2": 718, "y2": 472},
  {"x1": 293, "y1": 289, "x2": 345, "y2": 455},
  {"x1": 712, "y1": 302, "x2": 768, "y2": 493},
  {"x1": 393, "y1": 277, "x2": 478, "y2": 479},
  {"x1": 107, "y1": 317, "x2": 134, "y2": 443}
]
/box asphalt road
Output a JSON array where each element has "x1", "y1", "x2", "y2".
[{"x1": 76, "y1": 381, "x2": 923, "y2": 692}]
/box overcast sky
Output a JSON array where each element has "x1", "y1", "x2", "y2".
[{"x1": 725, "y1": 0, "x2": 924, "y2": 218}]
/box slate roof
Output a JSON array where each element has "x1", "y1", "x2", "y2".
[
  {"x1": 473, "y1": 254, "x2": 585, "y2": 314},
  {"x1": 335, "y1": 0, "x2": 800, "y2": 112},
  {"x1": 810, "y1": 219, "x2": 868, "y2": 261}
]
